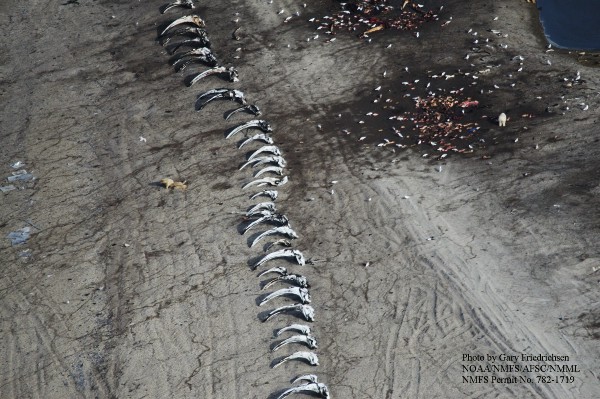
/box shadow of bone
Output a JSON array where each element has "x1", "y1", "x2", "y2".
[
  {"x1": 148, "y1": 140, "x2": 184, "y2": 153},
  {"x1": 257, "y1": 306, "x2": 311, "y2": 324},
  {"x1": 269, "y1": 354, "x2": 317, "y2": 369}
]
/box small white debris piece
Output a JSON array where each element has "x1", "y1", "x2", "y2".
[
  {"x1": 7, "y1": 170, "x2": 33, "y2": 182},
  {"x1": 364, "y1": 262, "x2": 370, "y2": 268},
  {"x1": 11, "y1": 161, "x2": 24, "y2": 169},
  {"x1": 278, "y1": 9, "x2": 284, "y2": 14},
  {"x1": 493, "y1": 16, "x2": 498, "y2": 20},
  {"x1": 8, "y1": 226, "x2": 31, "y2": 245},
  {"x1": 0, "y1": 185, "x2": 16, "y2": 193},
  {"x1": 123, "y1": 243, "x2": 130, "y2": 247},
  {"x1": 139, "y1": 136, "x2": 147, "y2": 142},
  {"x1": 375, "y1": 86, "x2": 381, "y2": 91},
  {"x1": 331, "y1": 180, "x2": 338, "y2": 184},
  {"x1": 358, "y1": 136, "x2": 366, "y2": 141}
]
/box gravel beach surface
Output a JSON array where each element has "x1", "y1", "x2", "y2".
[{"x1": 1, "y1": 1, "x2": 599, "y2": 398}]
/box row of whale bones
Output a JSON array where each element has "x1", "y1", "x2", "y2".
[
  {"x1": 236, "y1": 137, "x2": 327, "y2": 395},
  {"x1": 183, "y1": 35, "x2": 328, "y2": 399},
  {"x1": 238, "y1": 159, "x2": 324, "y2": 381},
  {"x1": 237, "y1": 160, "x2": 323, "y2": 383},
  {"x1": 160, "y1": 25, "x2": 288, "y2": 185},
  {"x1": 218, "y1": 71, "x2": 328, "y2": 395},
  {"x1": 235, "y1": 123, "x2": 315, "y2": 338},
  {"x1": 225, "y1": 120, "x2": 291, "y2": 190},
  {"x1": 158, "y1": 15, "x2": 243, "y2": 87},
  {"x1": 158, "y1": 5, "x2": 330, "y2": 397},
  {"x1": 158, "y1": 7, "x2": 314, "y2": 328}
]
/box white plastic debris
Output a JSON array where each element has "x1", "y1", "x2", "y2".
[
  {"x1": 8, "y1": 170, "x2": 34, "y2": 182},
  {"x1": 0, "y1": 185, "x2": 16, "y2": 193},
  {"x1": 8, "y1": 227, "x2": 31, "y2": 245}
]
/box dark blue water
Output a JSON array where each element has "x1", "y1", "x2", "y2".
[{"x1": 538, "y1": 0, "x2": 600, "y2": 50}]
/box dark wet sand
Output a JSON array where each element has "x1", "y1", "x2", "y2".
[{"x1": 1, "y1": 0, "x2": 599, "y2": 398}]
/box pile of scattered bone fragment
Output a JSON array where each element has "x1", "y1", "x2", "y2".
[
  {"x1": 384, "y1": 90, "x2": 482, "y2": 156},
  {"x1": 312, "y1": 1, "x2": 440, "y2": 37},
  {"x1": 156, "y1": 1, "x2": 330, "y2": 398}
]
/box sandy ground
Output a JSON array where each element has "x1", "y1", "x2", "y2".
[{"x1": 1, "y1": 0, "x2": 599, "y2": 398}]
